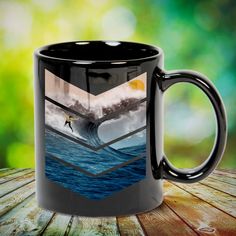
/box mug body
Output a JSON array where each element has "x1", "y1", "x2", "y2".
[{"x1": 34, "y1": 41, "x2": 164, "y2": 216}]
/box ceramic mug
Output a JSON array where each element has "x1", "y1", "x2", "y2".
[{"x1": 34, "y1": 41, "x2": 227, "y2": 216}]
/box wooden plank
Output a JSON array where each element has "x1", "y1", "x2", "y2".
[
  {"x1": 0, "y1": 171, "x2": 35, "y2": 198},
  {"x1": 42, "y1": 213, "x2": 71, "y2": 235},
  {"x1": 0, "y1": 169, "x2": 23, "y2": 178},
  {"x1": 138, "y1": 202, "x2": 197, "y2": 235},
  {"x1": 164, "y1": 181, "x2": 236, "y2": 235},
  {"x1": 210, "y1": 173, "x2": 236, "y2": 186},
  {"x1": 0, "y1": 181, "x2": 35, "y2": 217},
  {"x1": 0, "y1": 168, "x2": 11, "y2": 173},
  {"x1": 201, "y1": 177, "x2": 236, "y2": 197},
  {"x1": 218, "y1": 169, "x2": 236, "y2": 174},
  {"x1": 172, "y1": 181, "x2": 236, "y2": 218},
  {"x1": 0, "y1": 169, "x2": 33, "y2": 184},
  {"x1": 214, "y1": 170, "x2": 236, "y2": 178},
  {"x1": 68, "y1": 216, "x2": 119, "y2": 235},
  {"x1": 0, "y1": 195, "x2": 53, "y2": 235},
  {"x1": 117, "y1": 215, "x2": 145, "y2": 236},
  {"x1": 0, "y1": 191, "x2": 35, "y2": 220}
]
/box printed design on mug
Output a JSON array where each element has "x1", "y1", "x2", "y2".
[{"x1": 44, "y1": 69, "x2": 147, "y2": 200}]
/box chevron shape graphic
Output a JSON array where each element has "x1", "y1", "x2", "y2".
[
  {"x1": 45, "y1": 99, "x2": 146, "y2": 150},
  {"x1": 44, "y1": 69, "x2": 147, "y2": 200},
  {"x1": 46, "y1": 154, "x2": 146, "y2": 200},
  {"x1": 45, "y1": 69, "x2": 147, "y2": 120},
  {"x1": 45, "y1": 128, "x2": 146, "y2": 175}
]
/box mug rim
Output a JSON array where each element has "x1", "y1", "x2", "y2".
[{"x1": 34, "y1": 40, "x2": 162, "y2": 64}]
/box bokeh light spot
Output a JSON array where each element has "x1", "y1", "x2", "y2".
[
  {"x1": 7, "y1": 143, "x2": 34, "y2": 168},
  {"x1": 0, "y1": 2, "x2": 32, "y2": 47},
  {"x1": 102, "y1": 6, "x2": 136, "y2": 39},
  {"x1": 32, "y1": 0, "x2": 59, "y2": 11}
]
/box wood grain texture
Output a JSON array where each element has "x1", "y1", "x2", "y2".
[
  {"x1": 117, "y1": 215, "x2": 145, "y2": 236},
  {"x1": 214, "y1": 170, "x2": 236, "y2": 178},
  {"x1": 201, "y1": 177, "x2": 236, "y2": 197},
  {"x1": 0, "y1": 181, "x2": 35, "y2": 217},
  {"x1": 138, "y1": 202, "x2": 197, "y2": 235},
  {"x1": 164, "y1": 181, "x2": 236, "y2": 235},
  {"x1": 210, "y1": 173, "x2": 236, "y2": 186},
  {"x1": 42, "y1": 213, "x2": 71, "y2": 235},
  {"x1": 0, "y1": 169, "x2": 33, "y2": 184},
  {"x1": 0, "y1": 169, "x2": 17, "y2": 176},
  {"x1": 172, "y1": 181, "x2": 236, "y2": 218},
  {"x1": 0, "y1": 168, "x2": 235, "y2": 235},
  {"x1": 67, "y1": 216, "x2": 119, "y2": 235},
  {"x1": 0, "y1": 171, "x2": 34, "y2": 198},
  {"x1": 218, "y1": 169, "x2": 236, "y2": 174},
  {"x1": 0, "y1": 196, "x2": 53, "y2": 235}
]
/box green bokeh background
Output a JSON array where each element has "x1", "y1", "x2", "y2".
[{"x1": 0, "y1": 0, "x2": 235, "y2": 168}]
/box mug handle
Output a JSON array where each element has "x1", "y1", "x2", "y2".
[{"x1": 156, "y1": 69, "x2": 227, "y2": 183}]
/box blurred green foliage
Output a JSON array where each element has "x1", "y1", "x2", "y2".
[{"x1": 0, "y1": 0, "x2": 235, "y2": 168}]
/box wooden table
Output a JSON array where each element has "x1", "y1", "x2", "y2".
[{"x1": 0, "y1": 168, "x2": 235, "y2": 235}]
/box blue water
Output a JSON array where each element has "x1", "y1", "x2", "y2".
[
  {"x1": 45, "y1": 89, "x2": 147, "y2": 199},
  {"x1": 45, "y1": 129, "x2": 146, "y2": 175},
  {"x1": 46, "y1": 155, "x2": 146, "y2": 200}
]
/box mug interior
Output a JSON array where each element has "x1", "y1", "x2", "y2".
[{"x1": 37, "y1": 41, "x2": 160, "y2": 62}]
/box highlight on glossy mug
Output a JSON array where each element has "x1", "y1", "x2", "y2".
[{"x1": 34, "y1": 40, "x2": 227, "y2": 216}]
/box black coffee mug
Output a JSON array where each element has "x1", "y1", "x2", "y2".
[{"x1": 34, "y1": 41, "x2": 227, "y2": 216}]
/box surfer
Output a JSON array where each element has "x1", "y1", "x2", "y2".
[{"x1": 64, "y1": 113, "x2": 78, "y2": 132}]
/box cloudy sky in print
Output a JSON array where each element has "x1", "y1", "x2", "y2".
[
  {"x1": 45, "y1": 69, "x2": 147, "y2": 119},
  {"x1": 45, "y1": 69, "x2": 147, "y2": 149}
]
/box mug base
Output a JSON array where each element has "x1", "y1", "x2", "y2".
[
  {"x1": 37, "y1": 197, "x2": 163, "y2": 217},
  {"x1": 36, "y1": 173, "x2": 164, "y2": 217}
]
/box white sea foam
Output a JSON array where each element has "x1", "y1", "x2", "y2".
[{"x1": 45, "y1": 101, "x2": 84, "y2": 139}]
